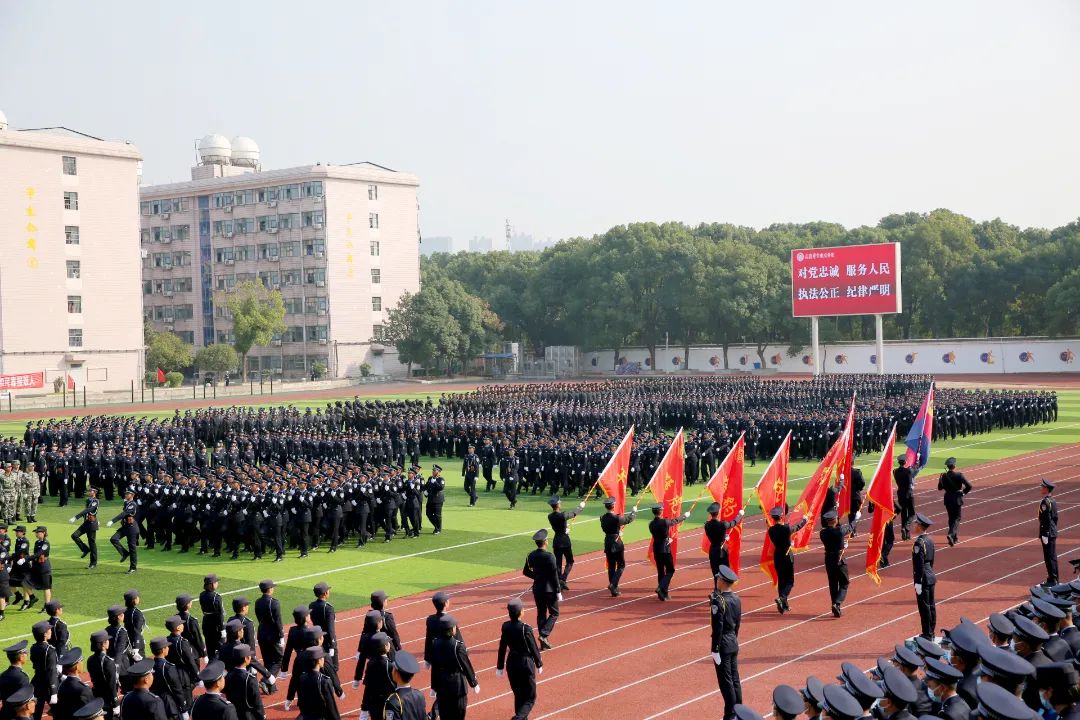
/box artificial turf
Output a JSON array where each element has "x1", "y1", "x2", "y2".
[{"x1": 0, "y1": 389, "x2": 1074, "y2": 649}]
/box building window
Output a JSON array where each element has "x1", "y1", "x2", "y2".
[
  {"x1": 143, "y1": 281, "x2": 153, "y2": 295},
  {"x1": 372, "y1": 324, "x2": 385, "y2": 341},
  {"x1": 66, "y1": 260, "x2": 81, "y2": 279},
  {"x1": 371, "y1": 296, "x2": 382, "y2": 311},
  {"x1": 67, "y1": 295, "x2": 82, "y2": 313},
  {"x1": 68, "y1": 329, "x2": 83, "y2": 347},
  {"x1": 62, "y1": 156, "x2": 77, "y2": 175},
  {"x1": 65, "y1": 226, "x2": 80, "y2": 245},
  {"x1": 370, "y1": 268, "x2": 381, "y2": 284},
  {"x1": 64, "y1": 192, "x2": 79, "y2": 210},
  {"x1": 369, "y1": 213, "x2": 379, "y2": 229},
  {"x1": 368, "y1": 184, "x2": 378, "y2": 201},
  {"x1": 284, "y1": 298, "x2": 304, "y2": 314},
  {"x1": 370, "y1": 240, "x2": 380, "y2": 256}
]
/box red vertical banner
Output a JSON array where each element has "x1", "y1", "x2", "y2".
[
  {"x1": 755, "y1": 432, "x2": 791, "y2": 586},
  {"x1": 837, "y1": 395, "x2": 856, "y2": 518},
  {"x1": 596, "y1": 426, "x2": 635, "y2": 515},
  {"x1": 866, "y1": 424, "x2": 897, "y2": 584},
  {"x1": 701, "y1": 433, "x2": 745, "y2": 576},
  {"x1": 790, "y1": 432, "x2": 848, "y2": 550},
  {"x1": 647, "y1": 430, "x2": 685, "y2": 567}
]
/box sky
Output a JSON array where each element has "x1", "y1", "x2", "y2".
[{"x1": 2, "y1": 1, "x2": 1078, "y2": 250}]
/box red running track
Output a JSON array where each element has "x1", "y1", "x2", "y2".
[{"x1": 256, "y1": 442, "x2": 1079, "y2": 720}]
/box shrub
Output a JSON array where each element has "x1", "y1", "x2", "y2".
[{"x1": 165, "y1": 371, "x2": 184, "y2": 388}]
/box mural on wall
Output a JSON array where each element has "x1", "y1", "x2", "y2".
[
  {"x1": 770, "y1": 354, "x2": 784, "y2": 366},
  {"x1": 1062, "y1": 350, "x2": 1074, "y2": 363},
  {"x1": 942, "y1": 352, "x2": 956, "y2": 364},
  {"x1": 869, "y1": 354, "x2": 877, "y2": 365},
  {"x1": 834, "y1": 354, "x2": 848, "y2": 365},
  {"x1": 672, "y1": 356, "x2": 682, "y2": 366},
  {"x1": 615, "y1": 361, "x2": 641, "y2": 375},
  {"x1": 905, "y1": 353, "x2": 918, "y2": 364},
  {"x1": 709, "y1": 356, "x2": 722, "y2": 367},
  {"x1": 739, "y1": 355, "x2": 749, "y2": 366},
  {"x1": 1019, "y1": 351, "x2": 1034, "y2": 364},
  {"x1": 980, "y1": 351, "x2": 995, "y2": 365}
]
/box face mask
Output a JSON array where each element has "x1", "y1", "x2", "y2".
[
  {"x1": 1040, "y1": 693, "x2": 1052, "y2": 711},
  {"x1": 927, "y1": 686, "x2": 940, "y2": 703}
]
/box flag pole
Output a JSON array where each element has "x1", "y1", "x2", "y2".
[
  {"x1": 578, "y1": 425, "x2": 634, "y2": 508},
  {"x1": 634, "y1": 427, "x2": 681, "y2": 512}
]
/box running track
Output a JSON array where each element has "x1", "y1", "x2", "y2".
[{"x1": 255, "y1": 442, "x2": 1079, "y2": 719}]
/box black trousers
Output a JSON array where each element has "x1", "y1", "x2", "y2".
[
  {"x1": 708, "y1": 549, "x2": 730, "y2": 580},
  {"x1": 464, "y1": 475, "x2": 478, "y2": 505},
  {"x1": 898, "y1": 493, "x2": 915, "y2": 536},
  {"x1": 881, "y1": 522, "x2": 895, "y2": 565},
  {"x1": 606, "y1": 548, "x2": 626, "y2": 587},
  {"x1": 483, "y1": 465, "x2": 494, "y2": 491},
  {"x1": 655, "y1": 553, "x2": 676, "y2": 593},
  {"x1": 945, "y1": 500, "x2": 962, "y2": 540},
  {"x1": 507, "y1": 662, "x2": 537, "y2": 720},
  {"x1": 1043, "y1": 536, "x2": 1058, "y2": 584},
  {"x1": 553, "y1": 542, "x2": 574, "y2": 583},
  {"x1": 110, "y1": 526, "x2": 137, "y2": 570},
  {"x1": 825, "y1": 557, "x2": 849, "y2": 605},
  {"x1": 258, "y1": 635, "x2": 283, "y2": 675},
  {"x1": 504, "y1": 479, "x2": 519, "y2": 507},
  {"x1": 436, "y1": 692, "x2": 467, "y2": 720},
  {"x1": 774, "y1": 554, "x2": 795, "y2": 599},
  {"x1": 917, "y1": 583, "x2": 936, "y2": 638},
  {"x1": 533, "y1": 591, "x2": 559, "y2": 638},
  {"x1": 71, "y1": 524, "x2": 97, "y2": 565},
  {"x1": 426, "y1": 502, "x2": 443, "y2": 532},
  {"x1": 714, "y1": 651, "x2": 742, "y2": 720}
]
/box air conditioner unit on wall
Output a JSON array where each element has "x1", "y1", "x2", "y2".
[
  {"x1": 160, "y1": 212, "x2": 170, "y2": 220},
  {"x1": 223, "y1": 206, "x2": 233, "y2": 213},
  {"x1": 268, "y1": 227, "x2": 279, "y2": 234},
  {"x1": 268, "y1": 200, "x2": 278, "y2": 208}
]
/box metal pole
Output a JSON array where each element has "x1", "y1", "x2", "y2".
[
  {"x1": 83, "y1": 386, "x2": 86, "y2": 407},
  {"x1": 63, "y1": 383, "x2": 67, "y2": 408},
  {"x1": 875, "y1": 314, "x2": 885, "y2": 375},
  {"x1": 151, "y1": 384, "x2": 155, "y2": 403},
  {"x1": 131, "y1": 380, "x2": 135, "y2": 403},
  {"x1": 811, "y1": 316, "x2": 821, "y2": 376}
]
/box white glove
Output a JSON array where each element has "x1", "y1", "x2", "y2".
[
  {"x1": 496, "y1": 669, "x2": 504, "y2": 678},
  {"x1": 283, "y1": 700, "x2": 292, "y2": 712},
  {"x1": 914, "y1": 583, "x2": 923, "y2": 595},
  {"x1": 537, "y1": 666, "x2": 543, "y2": 675},
  {"x1": 277, "y1": 638, "x2": 285, "y2": 650},
  {"x1": 337, "y1": 691, "x2": 346, "y2": 700},
  {"x1": 220, "y1": 631, "x2": 226, "y2": 641},
  {"x1": 855, "y1": 511, "x2": 863, "y2": 521},
  {"x1": 182, "y1": 714, "x2": 190, "y2": 720},
  {"x1": 1041, "y1": 536, "x2": 1048, "y2": 545},
  {"x1": 50, "y1": 695, "x2": 57, "y2": 705},
  {"x1": 473, "y1": 684, "x2": 480, "y2": 695},
  {"x1": 428, "y1": 689, "x2": 437, "y2": 699},
  {"x1": 132, "y1": 651, "x2": 143, "y2": 662},
  {"x1": 359, "y1": 712, "x2": 369, "y2": 720},
  {"x1": 424, "y1": 662, "x2": 431, "y2": 670},
  {"x1": 711, "y1": 652, "x2": 722, "y2": 666},
  {"x1": 16, "y1": 558, "x2": 24, "y2": 566},
  {"x1": 577, "y1": 502, "x2": 586, "y2": 510},
  {"x1": 354, "y1": 652, "x2": 361, "y2": 661},
  {"x1": 201, "y1": 657, "x2": 208, "y2": 665},
  {"x1": 69, "y1": 517, "x2": 76, "y2": 523},
  {"x1": 557, "y1": 593, "x2": 564, "y2": 602},
  {"x1": 683, "y1": 511, "x2": 691, "y2": 519},
  {"x1": 266, "y1": 674, "x2": 276, "y2": 686},
  {"x1": 107, "y1": 521, "x2": 114, "y2": 527},
  {"x1": 352, "y1": 680, "x2": 360, "y2": 689},
  {"x1": 196, "y1": 681, "x2": 203, "y2": 688},
  {"x1": 329, "y1": 648, "x2": 335, "y2": 657}
]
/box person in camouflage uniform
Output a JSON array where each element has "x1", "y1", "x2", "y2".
[
  {"x1": 0, "y1": 463, "x2": 17, "y2": 524},
  {"x1": 18, "y1": 464, "x2": 39, "y2": 523}
]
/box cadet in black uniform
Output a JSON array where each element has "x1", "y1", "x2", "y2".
[
  {"x1": 547, "y1": 497, "x2": 584, "y2": 590},
  {"x1": 295, "y1": 647, "x2": 339, "y2": 720},
  {"x1": 649, "y1": 503, "x2": 690, "y2": 601},
  {"x1": 189, "y1": 661, "x2": 238, "y2": 720},
  {"x1": 148, "y1": 636, "x2": 186, "y2": 720},
  {"x1": 429, "y1": 615, "x2": 477, "y2": 720},
  {"x1": 200, "y1": 574, "x2": 226, "y2": 662},
  {"x1": 462, "y1": 449, "x2": 480, "y2": 507},
  {"x1": 710, "y1": 566, "x2": 742, "y2": 720},
  {"x1": 600, "y1": 498, "x2": 635, "y2": 596},
  {"x1": 106, "y1": 491, "x2": 137, "y2": 574},
  {"x1": 922, "y1": 657, "x2": 968, "y2": 720},
  {"x1": 425, "y1": 465, "x2": 445, "y2": 534},
  {"x1": 522, "y1": 529, "x2": 560, "y2": 649},
  {"x1": 819, "y1": 510, "x2": 851, "y2": 617},
  {"x1": 118, "y1": 659, "x2": 167, "y2": 720},
  {"x1": 496, "y1": 598, "x2": 542, "y2": 720},
  {"x1": 937, "y1": 458, "x2": 972, "y2": 546},
  {"x1": 704, "y1": 503, "x2": 745, "y2": 580},
  {"x1": 85, "y1": 632, "x2": 116, "y2": 720},
  {"x1": 1039, "y1": 479, "x2": 1059, "y2": 586},
  {"x1": 893, "y1": 458, "x2": 916, "y2": 541},
  {"x1": 254, "y1": 580, "x2": 283, "y2": 677},
  {"x1": 911, "y1": 513, "x2": 937, "y2": 640},
  {"x1": 383, "y1": 650, "x2": 425, "y2": 720},
  {"x1": 29, "y1": 621, "x2": 56, "y2": 720},
  {"x1": 68, "y1": 488, "x2": 99, "y2": 569},
  {"x1": 309, "y1": 582, "x2": 337, "y2": 669},
  {"x1": 767, "y1": 506, "x2": 807, "y2": 614},
  {"x1": 877, "y1": 665, "x2": 918, "y2": 720}
]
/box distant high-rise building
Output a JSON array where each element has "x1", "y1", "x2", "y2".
[
  {"x1": 509, "y1": 232, "x2": 539, "y2": 253},
  {"x1": 0, "y1": 115, "x2": 145, "y2": 393},
  {"x1": 469, "y1": 235, "x2": 496, "y2": 253},
  {"x1": 422, "y1": 235, "x2": 453, "y2": 255}
]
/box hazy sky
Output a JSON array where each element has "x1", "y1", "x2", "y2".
[{"x1": 2, "y1": 2, "x2": 1077, "y2": 249}]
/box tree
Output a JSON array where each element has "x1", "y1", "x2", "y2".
[
  {"x1": 145, "y1": 326, "x2": 194, "y2": 374},
  {"x1": 194, "y1": 344, "x2": 239, "y2": 377},
  {"x1": 217, "y1": 281, "x2": 286, "y2": 381}
]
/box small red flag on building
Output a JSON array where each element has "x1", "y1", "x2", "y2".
[
  {"x1": 66, "y1": 374, "x2": 75, "y2": 390},
  {"x1": 701, "y1": 433, "x2": 745, "y2": 576},
  {"x1": 647, "y1": 430, "x2": 685, "y2": 567},
  {"x1": 755, "y1": 431, "x2": 791, "y2": 586},
  {"x1": 596, "y1": 426, "x2": 634, "y2": 515},
  {"x1": 156, "y1": 368, "x2": 166, "y2": 384},
  {"x1": 866, "y1": 424, "x2": 897, "y2": 584}
]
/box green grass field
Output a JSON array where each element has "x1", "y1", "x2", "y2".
[{"x1": 0, "y1": 389, "x2": 1075, "y2": 648}]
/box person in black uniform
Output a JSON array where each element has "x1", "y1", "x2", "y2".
[
  {"x1": 710, "y1": 566, "x2": 742, "y2": 720},
  {"x1": 600, "y1": 498, "x2": 635, "y2": 597},
  {"x1": 547, "y1": 497, "x2": 585, "y2": 591},
  {"x1": 1039, "y1": 479, "x2": 1059, "y2": 586},
  {"x1": 165, "y1": 616, "x2": 200, "y2": 711},
  {"x1": 68, "y1": 487, "x2": 99, "y2": 569},
  {"x1": 383, "y1": 650, "x2": 425, "y2": 720},
  {"x1": 0, "y1": 641, "x2": 31, "y2": 720},
  {"x1": 106, "y1": 491, "x2": 137, "y2": 574},
  {"x1": 503, "y1": 449, "x2": 521, "y2": 510},
  {"x1": 148, "y1": 636, "x2": 186, "y2": 720},
  {"x1": 837, "y1": 661, "x2": 883, "y2": 718},
  {"x1": 911, "y1": 513, "x2": 937, "y2": 640},
  {"x1": 24, "y1": 527, "x2": 51, "y2": 610},
  {"x1": 0, "y1": 525, "x2": 11, "y2": 622},
  {"x1": 122, "y1": 591, "x2": 145, "y2": 663},
  {"x1": 650, "y1": 503, "x2": 690, "y2": 601},
  {"x1": 118, "y1": 659, "x2": 167, "y2": 720},
  {"x1": 53, "y1": 648, "x2": 93, "y2": 720},
  {"x1": 223, "y1": 645, "x2": 262, "y2": 720},
  {"x1": 496, "y1": 598, "x2": 542, "y2": 720},
  {"x1": 295, "y1": 647, "x2": 339, "y2": 720},
  {"x1": 309, "y1": 582, "x2": 337, "y2": 669},
  {"x1": 29, "y1": 621, "x2": 56, "y2": 720},
  {"x1": 429, "y1": 615, "x2": 478, "y2": 720},
  {"x1": 893, "y1": 458, "x2": 916, "y2": 541},
  {"x1": 887, "y1": 645, "x2": 931, "y2": 717},
  {"x1": 85, "y1": 632, "x2": 117, "y2": 720},
  {"x1": 462, "y1": 449, "x2": 480, "y2": 507},
  {"x1": 767, "y1": 506, "x2": 807, "y2": 614},
  {"x1": 1031, "y1": 663, "x2": 1079, "y2": 720},
  {"x1": 189, "y1": 661, "x2": 238, "y2": 720},
  {"x1": 522, "y1": 530, "x2": 560, "y2": 649},
  {"x1": 923, "y1": 657, "x2": 968, "y2": 720},
  {"x1": 200, "y1": 574, "x2": 226, "y2": 662},
  {"x1": 425, "y1": 465, "x2": 445, "y2": 535},
  {"x1": 771, "y1": 685, "x2": 805, "y2": 720},
  {"x1": 819, "y1": 510, "x2": 851, "y2": 617},
  {"x1": 877, "y1": 665, "x2": 918, "y2": 720},
  {"x1": 254, "y1": 580, "x2": 284, "y2": 677},
  {"x1": 704, "y1": 503, "x2": 745, "y2": 581},
  {"x1": 821, "y1": 685, "x2": 863, "y2": 720},
  {"x1": 45, "y1": 602, "x2": 69, "y2": 656},
  {"x1": 2, "y1": 687, "x2": 35, "y2": 720},
  {"x1": 937, "y1": 458, "x2": 972, "y2": 546}
]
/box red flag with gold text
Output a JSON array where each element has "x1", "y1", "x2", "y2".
[
  {"x1": 647, "y1": 430, "x2": 685, "y2": 567},
  {"x1": 701, "y1": 433, "x2": 745, "y2": 576},
  {"x1": 789, "y1": 430, "x2": 849, "y2": 551},
  {"x1": 866, "y1": 424, "x2": 897, "y2": 584},
  {"x1": 596, "y1": 426, "x2": 634, "y2": 515},
  {"x1": 755, "y1": 432, "x2": 791, "y2": 586},
  {"x1": 837, "y1": 395, "x2": 856, "y2": 518}
]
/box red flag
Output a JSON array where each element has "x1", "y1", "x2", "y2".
[
  {"x1": 866, "y1": 424, "x2": 897, "y2": 584},
  {"x1": 837, "y1": 395, "x2": 856, "y2": 518},
  {"x1": 700, "y1": 433, "x2": 745, "y2": 576},
  {"x1": 755, "y1": 432, "x2": 791, "y2": 586},
  {"x1": 65, "y1": 374, "x2": 75, "y2": 390},
  {"x1": 789, "y1": 430, "x2": 849, "y2": 550},
  {"x1": 156, "y1": 367, "x2": 167, "y2": 384},
  {"x1": 647, "y1": 430, "x2": 685, "y2": 567},
  {"x1": 596, "y1": 427, "x2": 634, "y2": 515}
]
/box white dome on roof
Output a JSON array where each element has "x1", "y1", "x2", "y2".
[
  {"x1": 0, "y1": 110, "x2": 8, "y2": 131},
  {"x1": 231, "y1": 136, "x2": 260, "y2": 168},
  {"x1": 198, "y1": 133, "x2": 232, "y2": 164}
]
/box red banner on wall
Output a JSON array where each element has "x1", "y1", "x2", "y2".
[
  {"x1": 791, "y1": 243, "x2": 902, "y2": 317},
  {"x1": 0, "y1": 372, "x2": 45, "y2": 391}
]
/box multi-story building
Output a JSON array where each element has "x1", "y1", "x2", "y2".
[
  {"x1": 421, "y1": 235, "x2": 453, "y2": 255},
  {"x1": 139, "y1": 135, "x2": 420, "y2": 379},
  {"x1": 0, "y1": 112, "x2": 144, "y2": 393},
  {"x1": 469, "y1": 235, "x2": 496, "y2": 253}
]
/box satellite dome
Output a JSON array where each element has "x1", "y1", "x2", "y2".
[
  {"x1": 231, "y1": 136, "x2": 260, "y2": 168},
  {"x1": 198, "y1": 134, "x2": 232, "y2": 165},
  {"x1": 0, "y1": 110, "x2": 8, "y2": 131}
]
